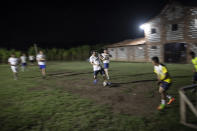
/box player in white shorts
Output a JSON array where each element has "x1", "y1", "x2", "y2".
[
  {"x1": 20, "y1": 53, "x2": 27, "y2": 72},
  {"x1": 100, "y1": 49, "x2": 111, "y2": 79},
  {"x1": 8, "y1": 54, "x2": 19, "y2": 80},
  {"x1": 36, "y1": 51, "x2": 46, "y2": 78},
  {"x1": 89, "y1": 51, "x2": 109, "y2": 86}
]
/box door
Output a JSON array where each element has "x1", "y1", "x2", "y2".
[{"x1": 164, "y1": 43, "x2": 187, "y2": 63}]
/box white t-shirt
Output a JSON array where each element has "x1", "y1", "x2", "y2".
[
  {"x1": 20, "y1": 56, "x2": 27, "y2": 63},
  {"x1": 36, "y1": 54, "x2": 46, "y2": 65},
  {"x1": 89, "y1": 55, "x2": 101, "y2": 71},
  {"x1": 8, "y1": 57, "x2": 18, "y2": 66},
  {"x1": 101, "y1": 53, "x2": 110, "y2": 63},
  {"x1": 29, "y1": 56, "x2": 34, "y2": 61}
]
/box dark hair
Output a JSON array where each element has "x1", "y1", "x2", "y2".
[
  {"x1": 189, "y1": 51, "x2": 195, "y2": 58},
  {"x1": 152, "y1": 56, "x2": 159, "y2": 63}
]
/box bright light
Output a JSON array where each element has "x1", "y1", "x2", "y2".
[{"x1": 139, "y1": 24, "x2": 150, "y2": 30}]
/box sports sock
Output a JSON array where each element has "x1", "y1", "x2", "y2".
[
  {"x1": 161, "y1": 99, "x2": 166, "y2": 105},
  {"x1": 166, "y1": 95, "x2": 172, "y2": 99}
]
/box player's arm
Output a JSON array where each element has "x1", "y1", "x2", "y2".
[{"x1": 160, "y1": 66, "x2": 169, "y2": 81}]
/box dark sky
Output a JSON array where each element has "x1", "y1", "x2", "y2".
[{"x1": 0, "y1": 0, "x2": 183, "y2": 49}]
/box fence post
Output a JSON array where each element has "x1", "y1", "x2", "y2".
[{"x1": 180, "y1": 91, "x2": 186, "y2": 124}]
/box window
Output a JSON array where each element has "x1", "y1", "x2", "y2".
[
  {"x1": 111, "y1": 49, "x2": 114, "y2": 51},
  {"x1": 138, "y1": 47, "x2": 143, "y2": 50},
  {"x1": 151, "y1": 46, "x2": 157, "y2": 50},
  {"x1": 195, "y1": 19, "x2": 197, "y2": 28},
  {"x1": 172, "y1": 24, "x2": 178, "y2": 31},
  {"x1": 151, "y1": 28, "x2": 156, "y2": 34},
  {"x1": 120, "y1": 48, "x2": 124, "y2": 51}
]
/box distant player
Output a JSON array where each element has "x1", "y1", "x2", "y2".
[
  {"x1": 89, "y1": 51, "x2": 109, "y2": 86},
  {"x1": 8, "y1": 54, "x2": 19, "y2": 80},
  {"x1": 100, "y1": 49, "x2": 111, "y2": 80},
  {"x1": 36, "y1": 51, "x2": 46, "y2": 78},
  {"x1": 189, "y1": 51, "x2": 197, "y2": 92},
  {"x1": 20, "y1": 53, "x2": 27, "y2": 72},
  {"x1": 152, "y1": 56, "x2": 175, "y2": 110},
  {"x1": 29, "y1": 55, "x2": 35, "y2": 65}
]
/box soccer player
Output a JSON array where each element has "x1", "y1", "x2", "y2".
[
  {"x1": 29, "y1": 55, "x2": 35, "y2": 65},
  {"x1": 8, "y1": 54, "x2": 19, "y2": 80},
  {"x1": 36, "y1": 51, "x2": 46, "y2": 78},
  {"x1": 152, "y1": 56, "x2": 175, "y2": 110},
  {"x1": 89, "y1": 51, "x2": 108, "y2": 86},
  {"x1": 189, "y1": 51, "x2": 197, "y2": 92},
  {"x1": 100, "y1": 49, "x2": 111, "y2": 80},
  {"x1": 20, "y1": 53, "x2": 27, "y2": 72}
]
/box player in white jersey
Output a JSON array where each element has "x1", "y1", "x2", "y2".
[
  {"x1": 89, "y1": 51, "x2": 109, "y2": 86},
  {"x1": 29, "y1": 55, "x2": 35, "y2": 65},
  {"x1": 8, "y1": 54, "x2": 19, "y2": 80},
  {"x1": 20, "y1": 53, "x2": 27, "y2": 72},
  {"x1": 36, "y1": 51, "x2": 46, "y2": 78},
  {"x1": 100, "y1": 49, "x2": 111, "y2": 79}
]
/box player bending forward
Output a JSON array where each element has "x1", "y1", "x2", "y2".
[
  {"x1": 8, "y1": 54, "x2": 19, "y2": 80},
  {"x1": 100, "y1": 49, "x2": 111, "y2": 80},
  {"x1": 89, "y1": 51, "x2": 109, "y2": 86},
  {"x1": 152, "y1": 56, "x2": 175, "y2": 110},
  {"x1": 36, "y1": 51, "x2": 46, "y2": 78}
]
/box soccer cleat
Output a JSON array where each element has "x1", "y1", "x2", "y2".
[
  {"x1": 167, "y1": 97, "x2": 175, "y2": 105},
  {"x1": 157, "y1": 104, "x2": 165, "y2": 110},
  {"x1": 93, "y1": 79, "x2": 98, "y2": 84}
]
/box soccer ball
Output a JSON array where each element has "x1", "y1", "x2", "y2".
[{"x1": 103, "y1": 81, "x2": 107, "y2": 87}]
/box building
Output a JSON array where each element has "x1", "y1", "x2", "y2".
[{"x1": 107, "y1": 0, "x2": 197, "y2": 63}]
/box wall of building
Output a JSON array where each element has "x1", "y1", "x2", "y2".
[{"x1": 147, "y1": 45, "x2": 162, "y2": 61}]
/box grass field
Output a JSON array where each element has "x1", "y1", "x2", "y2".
[{"x1": 0, "y1": 61, "x2": 196, "y2": 131}]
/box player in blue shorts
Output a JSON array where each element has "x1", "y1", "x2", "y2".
[
  {"x1": 152, "y1": 56, "x2": 175, "y2": 110},
  {"x1": 100, "y1": 49, "x2": 112, "y2": 80},
  {"x1": 36, "y1": 51, "x2": 46, "y2": 78}
]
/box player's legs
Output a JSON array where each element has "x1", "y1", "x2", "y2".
[
  {"x1": 192, "y1": 72, "x2": 197, "y2": 92},
  {"x1": 39, "y1": 65, "x2": 46, "y2": 78},
  {"x1": 93, "y1": 71, "x2": 99, "y2": 84},
  {"x1": 104, "y1": 63, "x2": 110, "y2": 79},
  {"x1": 11, "y1": 66, "x2": 18, "y2": 80}
]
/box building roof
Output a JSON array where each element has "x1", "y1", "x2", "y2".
[{"x1": 107, "y1": 38, "x2": 146, "y2": 48}]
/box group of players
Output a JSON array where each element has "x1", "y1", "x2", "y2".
[
  {"x1": 7, "y1": 49, "x2": 197, "y2": 110},
  {"x1": 8, "y1": 51, "x2": 46, "y2": 80}
]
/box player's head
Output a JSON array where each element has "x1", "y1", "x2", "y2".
[
  {"x1": 189, "y1": 51, "x2": 195, "y2": 58},
  {"x1": 11, "y1": 53, "x2": 15, "y2": 57},
  {"x1": 104, "y1": 49, "x2": 108, "y2": 53},
  {"x1": 39, "y1": 51, "x2": 43, "y2": 55},
  {"x1": 92, "y1": 51, "x2": 97, "y2": 56},
  {"x1": 22, "y1": 53, "x2": 26, "y2": 56},
  {"x1": 151, "y1": 56, "x2": 160, "y2": 66}
]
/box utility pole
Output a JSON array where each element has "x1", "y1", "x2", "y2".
[{"x1": 34, "y1": 43, "x2": 38, "y2": 55}]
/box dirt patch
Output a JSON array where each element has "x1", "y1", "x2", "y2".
[{"x1": 56, "y1": 76, "x2": 161, "y2": 116}]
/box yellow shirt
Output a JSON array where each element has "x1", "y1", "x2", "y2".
[
  {"x1": 154, "y1": 64, "x2": 171, "y2": 83},
  {"x1": 192, "y1": 57, "x2": 197, "y2": 72}
]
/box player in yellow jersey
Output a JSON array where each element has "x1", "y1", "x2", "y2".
[
  {"x1": 152, "y1": 57, "x2": 175, "y2": 110},
  {"x1": 189, "y1": 51, "x2": 197, "y2": 92}
]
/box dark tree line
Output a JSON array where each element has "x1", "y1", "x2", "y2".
[{"x1": 0, "y1": 44, "x2": 105, "y2": 63}]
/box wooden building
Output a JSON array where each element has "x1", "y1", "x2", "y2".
[{"x1": 107, "y1": 1, "x2": 197, "y2": 63}]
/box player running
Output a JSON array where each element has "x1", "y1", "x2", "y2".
[
  {"x1": 20, "y1": 53, "x2": 27, "y2": 72},
  {"x1": 89, "y1": 51, "x2": 109, "y2": 86},
  {"x1": 29, "y1": 55, "x2": 35, "y2": 65},
  {"x1": 100, "y1": 49, "x2": 111, "y2": 80},
  {"x1": 189, "y1": 51, "x2": 197, "y2": 92},
  {"x1": 36, "y1": 51, "x2": 46, "y2": 78},
  {"x1": 152, "y1": 56, "x2": 175, "y2": 110},
  {"x1": 8, "y1": 54, "x2": 19, "y2": 80}
]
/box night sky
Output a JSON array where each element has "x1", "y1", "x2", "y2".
[{"x1": 0, "y1": 0, "x2": 193, "y2": 50}]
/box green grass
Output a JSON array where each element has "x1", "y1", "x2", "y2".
[{"x1": 0, "y1": 61, "x2": 196, "y2": 131}]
